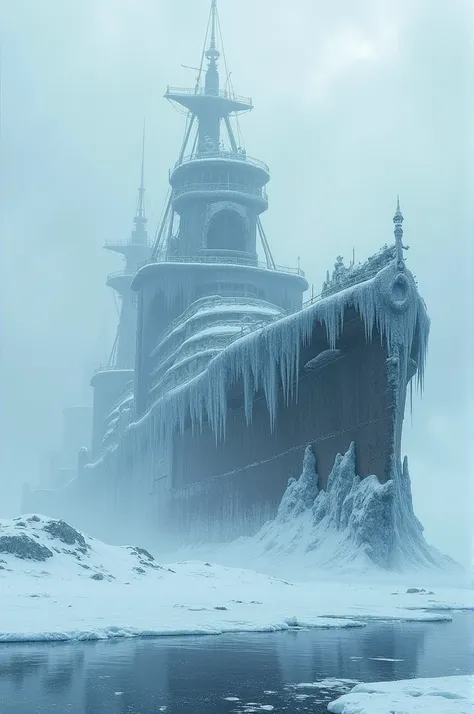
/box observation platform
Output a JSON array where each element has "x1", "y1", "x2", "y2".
[
  {"x1": 104, "y1": 239, "x2": 151, "y2": 259},
  {"x1": 90, "y1": 366, "x2": 133, "y2": 388},
  {"x1": 165, "y1": 86, "x2": 253, "y2": 116},
  {"x1": 170, "y1": 150, "x2": 270, "y2": 183},
  {"x1": 106, "y1": 269, "x2": 136, "y2": 293}
]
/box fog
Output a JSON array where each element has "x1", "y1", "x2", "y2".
[{"x1": 0, "y1": 0, "x2": 472, "y2": 565}]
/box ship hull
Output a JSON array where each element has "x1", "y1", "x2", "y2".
[
  {"x1": 25, "y1": 263, "x2": 428, "y2": 553},
  {"x1": 160, "y1": 307, "x2": 395, "y2": 543}
]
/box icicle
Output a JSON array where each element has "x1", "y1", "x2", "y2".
[{"x1": 82, "y1": 261, "x2": 429, "y2": 496}]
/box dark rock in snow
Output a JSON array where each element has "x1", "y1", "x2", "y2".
[
  {"x1": 91, "y1": 573, "x2": 104, "y2": 581},
  {"x1": 43, "y1": 520, "x2": 89, "y2": 553},
  {"x1": 0, "y1": 534, "x2": 53, "y2": 561},
  {"x1": 129, "y1": 546, "x2": 155, "y2": 561},
  {"x1": 406, "y1": 587, "x2": 426, "y2": 594}
]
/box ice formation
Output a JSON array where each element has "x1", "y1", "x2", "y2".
[
  {"x1": 250, "y1": 444, "x2": 459, "y2": 572},
  {"x1": 90, "y1": 260, "x2": 429, "y2": 471}
]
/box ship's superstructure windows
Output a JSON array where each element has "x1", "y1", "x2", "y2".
[{"x1": 206, "y1": 209, "x2": 246, "y2": 252}]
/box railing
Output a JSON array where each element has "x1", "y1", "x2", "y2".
[
  {"x1": 106, "y1": 269, "x2": 135, "y2": 282},
  {"x1": 173, "y1": 150, "x2": 269, "y2": 174},
  {"x1": 156, "y1": 296, "x2": 284, "y2": 346},
  {"x1": 104, "y1": 239, "x2": 152, "y2": 248},
  {"x1": 93, "y1": 365, "x2": 133, "y2": 376},
  {"x1": 139, "y1": 254, "x2": 305, "y2": 277},
  {"x1": 166, "y1": 85, "x2": 252, "y2": 106},
  {"x1": 173, "y1": 182, "x2": 268, "y2": 201},
  {"x1": 300, "y1": 259, "x2": 397, "y2": 310}
]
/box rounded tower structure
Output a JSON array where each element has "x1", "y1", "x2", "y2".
[
  {"x1": 164, "y1": 2, "x2": 268, "y2": 266},
  {"x1": 132, "y1": 0, "x2": 308, "y2": 415}
]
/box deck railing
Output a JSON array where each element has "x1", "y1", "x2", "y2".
[
  {"x1": 104, "y1": 239, "x2": 152, "y2": 248},
  {"x1": 139, "y1": 254, "x2": 305, "y2": 277},
  {"x1": 93, "y1": 365, "x2": 133, "y2": 375},
  {"x1": 166, "y1": 85, "x2": 252, "y2": 105},
  {"x1": 173, "y1": 150, "x2": 269, "y2": 174},
  {"x1": 173, "y1": 182, "x2": 268, "y2": 201},
  {"x1": 106, "y1": 269, "x2": 135, "y2": 282}
]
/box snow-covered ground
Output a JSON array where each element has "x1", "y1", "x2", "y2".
[
  {"x1": 156, "y1": 445, "x2": 470, "y2": 591},
  {"x1": 327, "y1": 675, "x2": 473, "y2": 714},
  {"x1": 154, "y1": 444, "x2": 466, "y2": 583},
  {"x1": 0, "y1": 515, "x2": 472, "y2": 643}
]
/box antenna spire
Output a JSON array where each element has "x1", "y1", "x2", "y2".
[
  {"x1": 136, "y1": 118, "x2": 146, "y2": 220},
  {"x1": 206, "y1": 0, "x2": 220, "y2": 64},
  {"x1": 131, "y1": 120, "x2": 148, "y2": 244},
  {"x1": 393, "y1": 195, "x2": 405, "y2": 270}
]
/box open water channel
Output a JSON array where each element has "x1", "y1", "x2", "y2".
[{"x1": 0, "y1": 612, "x2": 472, "y2": 713}]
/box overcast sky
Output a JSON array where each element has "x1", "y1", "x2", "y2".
[{"x1": 0, "y1": 0, "x2": 472, "y2": 565}]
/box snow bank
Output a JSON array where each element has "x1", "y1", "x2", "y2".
[
  {"x1": 328, "y1": 675, "x2": 474, "y2": 714},
  {"x1": 243, "y1": 444, "x2": 459, "y2": 573},
  {"x1": 0, "y1": 514, "x2": 169, "y2": 583},
  {"x1": 1, "y1": 514, "x2": 471, "y2": 643}
]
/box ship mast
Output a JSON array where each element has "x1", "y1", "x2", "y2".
[
  {"x1": 135, "y1": 119, "x2": 146, "y2": 225},
  {"x1": 103, "y1": 122, "x2": 151, "y2": 368},
  {"x1": 151, "y1": 0, "x2": 276, "y2": 269}
]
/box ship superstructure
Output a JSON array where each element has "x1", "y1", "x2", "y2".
[{"x1": 131, "y1": 0, "x2": 307, "y2": 423}]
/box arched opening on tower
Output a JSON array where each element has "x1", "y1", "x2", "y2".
[{"x1": 206, "y1": 209, "x2": 247, "y2": 252}]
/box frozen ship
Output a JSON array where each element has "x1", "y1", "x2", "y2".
[{"x1": 26, "y1": 2, "x2": 430, "y2": 561}]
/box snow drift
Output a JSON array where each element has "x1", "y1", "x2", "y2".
[
  {"x1": 247, "y1": 444, "x2": 459, "y2": 573},
  {"x1": 0, "y1": 514, "x2": 169, "y2": 583},
  {"x1": 1, "y1": 513, "x2": 470, "y2": 643}
]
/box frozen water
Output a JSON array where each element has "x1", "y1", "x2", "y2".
[{"x1": 328, "y1": 675, "x2": 474, "y2": 714}]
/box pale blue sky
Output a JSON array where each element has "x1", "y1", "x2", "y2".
[{"x1": 0, "y1": 0, "x2": 472, "y2": 564}]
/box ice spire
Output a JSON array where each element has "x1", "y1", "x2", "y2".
[{"x1": 393, "y1": 195, "x2": 405, "y2": 270}]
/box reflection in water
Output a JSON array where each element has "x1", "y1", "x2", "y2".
[{"x1": 0, "y1": 613, "x2": 471, "y2": 714}]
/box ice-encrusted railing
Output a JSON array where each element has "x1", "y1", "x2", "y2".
[
  {"x1": 150, "y1": 315, "x2": 279, "y2": 396},
  {"x1": 153, "y1": 296, "x2": 284, "y2": 350},
  {"x1": 137, "y1": 253, "x2": 306, "y2": 277},
  {"x1": 173, "y1": 150, "x2": 269, "y2": 174},
  {"x1": 321, "y1": 245, "x2": 398, "y2": 299}
]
